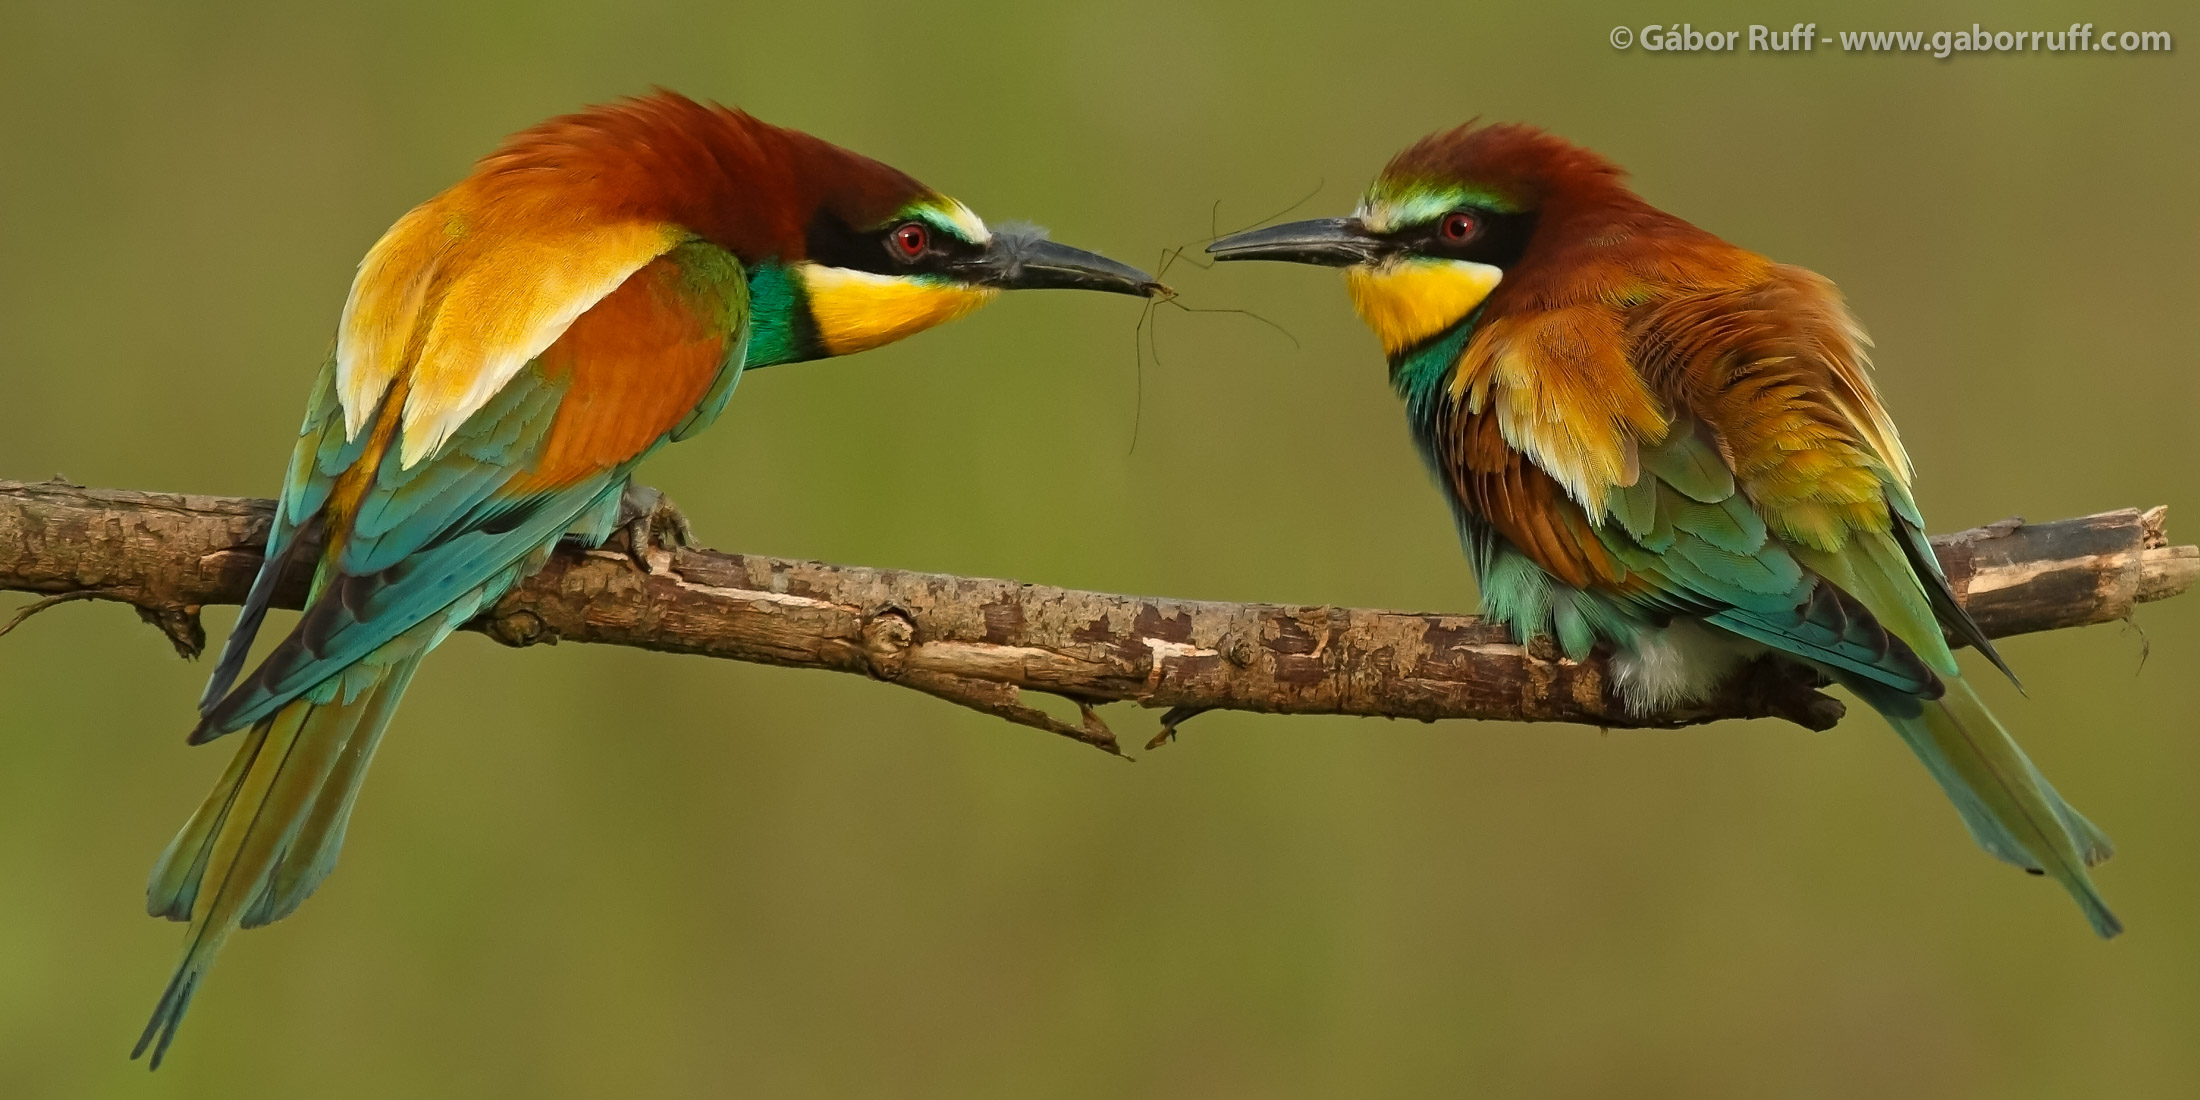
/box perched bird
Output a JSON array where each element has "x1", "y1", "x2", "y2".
[
  {"x1": 1208, "y1": 124, "x2": 2118, "y2": 936},
  {"x1": 137, "y1": 91, "x2": 1159, "y2": 1067}
]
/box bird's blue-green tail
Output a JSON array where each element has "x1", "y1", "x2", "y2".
[
  {"x1": 133, "y1": 654, "x2": 423, "y2": 1068},
  {"x1": 1844, "y1": 673, "x2": 2119, "y2": 938}
]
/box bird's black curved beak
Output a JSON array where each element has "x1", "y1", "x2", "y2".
[
  {"x1": 1206, "y1": 217, "x2": 1391, "y2": 267},
  {"x1": 960, "y1": 232, "x2": 1165, "y2": 297}
]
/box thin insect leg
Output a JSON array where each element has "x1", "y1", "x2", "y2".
[
  {"x1": 1153, "y1": 227, "x2": 1212, "y2": 282},
  {"x1": 1150, "y1": 293, "x2": 1167, "y2": 369},
  {"x1": 1158, "y1": 298, "x2": 1301, "y2": 350},
  {"x1": 1128, "y1": 181, "x2": 1325, "y2": 454},
  {"x1": 1230, "y1": 179, "x2": 1325, "y2": 236},
  {"x1": 1157, "y1": 241, "x2": 1215, "y2": 276},
  {"x1": 1196, "y1": 180, "x2": 1326, "y2": 248},
  {"x1": 1154, "y1": 182, "x2": 1326, "y2": 280},
  {"x1": 1131, "y1": 277, "x2": 1302, "y2": 439},
  {"x1": 1128, "y1": 294, "x2": 1158, "y2": 455},
  {"x1": 1153, "y1": 206, "x2": 1223, "y2": 277}
]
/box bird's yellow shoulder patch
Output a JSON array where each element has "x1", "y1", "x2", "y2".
[
  {"x1": 336, "y1": 178, "x2": 683, "y2": 468},
  {"x1": 799, "y1": 264, "x2": 998, "y2": 356},
  {"x1": 1455, "y1": 310, "x2": 1670, "y2": 519},
  {"x1": 1345, "y1": 257, "x2": 1504, "y2": 355}
]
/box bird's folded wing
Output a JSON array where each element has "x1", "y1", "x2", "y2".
[
  {"x1": 199, "y1": 231, "x2": 747, "y2": 739},
  {"x1": 336, "y1": 180, "x2": 686, "y2": 467},
  {"x1": 1595, "y1": 422, "x2": 1944, "y2": 695},
  {"x1": 1588, "y1": 267, "x2": 1981, "y2": 691}
]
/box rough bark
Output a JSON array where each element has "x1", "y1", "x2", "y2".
[{"x1": 3, "y1": 478, "x2": 2192, "y2": 754}]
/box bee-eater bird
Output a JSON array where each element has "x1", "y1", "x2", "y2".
[
  {"x1": 136, "y1": 91, "x2": 1159, "y2": 1067},
  {"x1": 1207, "y1": 124, "x2": 2118, "y2": 937}
]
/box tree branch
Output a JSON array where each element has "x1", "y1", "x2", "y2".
[{"x1": 3, "y1": 477, "x2": 2192, "y2": 754}]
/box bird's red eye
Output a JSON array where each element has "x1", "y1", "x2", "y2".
[
  {"x1": 1440, "y1": 211, "x2": 1477, "y2": 242},
  {"x1": 892, "y1": 222, "x2": 930, "y2": 258}
]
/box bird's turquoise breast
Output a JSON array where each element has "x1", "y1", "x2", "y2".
[
  {"x1": 1390, "y1": 307, "x2": 1480, "y2": 445},
  {"x1": 742, "y1": 261, "x2": 821, "y2": 368}
]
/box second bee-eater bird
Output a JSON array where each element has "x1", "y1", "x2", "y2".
[
  {"x1": 136, "y1": 91, "x2": 1159, "y2": 1067},
  {"x1": 1208, "y1": 123, "x2": 2117, "y2": 937}
]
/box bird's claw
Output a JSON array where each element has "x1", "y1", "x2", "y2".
[
  {"x1": 613, "y1": 483, "x2": 697, "y2": 572},
  {"x1": 1739, "y1": 657, "x2": 1846, "y2": 731}
]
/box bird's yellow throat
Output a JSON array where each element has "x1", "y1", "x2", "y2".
[
  {"x1": 801, "y1": 264, "x2": 999, "y2": 356},
  {"x1": 1345, "y1": 257, "x2": 1504, "y2": 355}
]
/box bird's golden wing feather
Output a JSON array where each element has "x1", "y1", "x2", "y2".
[{"x1": 336, "y1": 173, "x2": 684, "y2": 467}]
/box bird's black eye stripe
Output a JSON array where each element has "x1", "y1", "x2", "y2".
[
  {"x1": 804, "y1": 210, "x2": 983, "y2": 276},
  {"x1": 1396, "y1": 207, "x2": 1540, "y2": 270}
]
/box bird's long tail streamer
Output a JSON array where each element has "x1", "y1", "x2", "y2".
[
  {"x1": 133, "y1": 653, "x2": 423, "y2": 1068},
  {"x1": 1845, "y1": 673, "x2": 2120, "y2": 938}
]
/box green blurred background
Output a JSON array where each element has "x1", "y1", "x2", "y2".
[{"x1": 2, "y1": 0, "x2": 2195, "y2": 1095}]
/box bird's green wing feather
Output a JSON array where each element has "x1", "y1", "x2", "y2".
[
  {"x1": 196, "y1": 240, "x2": 749, "y2": 740},
  {"x1": 1595, "y1": 422, "x2": 1948, "y2": 695}
]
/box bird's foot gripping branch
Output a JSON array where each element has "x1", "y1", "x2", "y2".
[{"x1": 3, "y1": 477, "x2": 2193, "y2": 753}]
